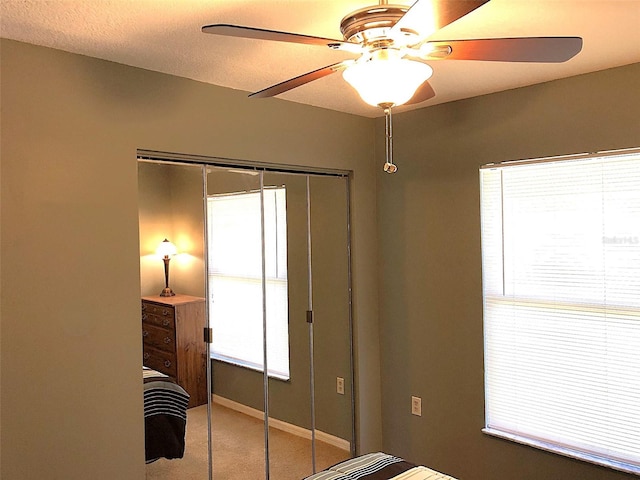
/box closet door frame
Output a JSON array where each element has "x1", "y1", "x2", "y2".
[{"x1": 139, "y1": 150, "x2": 355, "y2": 479}]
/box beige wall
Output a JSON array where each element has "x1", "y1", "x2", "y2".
[
  {"x1": 0, "y1": 39, "x2": 381, "y2": 480},
  {"x1": 2, "y1": 36, "x2": 637, "y2": 480},
  {"x1": 376, "y1": 63, "x2": 640, "y2": 479},
  {"x1": 138, "y1": 161, "x2": 206, "y2": 298}
]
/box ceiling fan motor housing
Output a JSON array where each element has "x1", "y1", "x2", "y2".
[{"x1": 340, "y1": 4, "x2": 421, "y2": 47}]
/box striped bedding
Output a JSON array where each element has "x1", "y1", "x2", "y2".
[
  {"x1": 304, "y1": 452, "x2": 458, "y2": 480},
  {"x1": 143, "y1": 366, "x2": 190, "y2": 463}
]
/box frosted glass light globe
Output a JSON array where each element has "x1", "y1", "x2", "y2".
[{"x1": 343, "y1": 57, "x2": 433, "y2": 107}]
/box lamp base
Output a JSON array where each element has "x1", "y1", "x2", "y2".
[{"x1": 159, "y1": 287, "x2": 175, "y2": 297}]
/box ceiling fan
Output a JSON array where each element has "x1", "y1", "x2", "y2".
[{"x1": 202, "y1": 0, "x2": 582, "y2": 173}]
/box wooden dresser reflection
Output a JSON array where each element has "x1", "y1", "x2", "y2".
[{"x1": 141, "y1": 294, "x2": 207, "y2": 408}]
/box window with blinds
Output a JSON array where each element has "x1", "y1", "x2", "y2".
[
  {"x1": 207, "y1": 187, "x2": 290, "y2": 380},
  {"x1": 480, "y1": 149, "x2": 640, "y2": 475}
]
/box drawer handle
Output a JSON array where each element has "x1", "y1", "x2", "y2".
[
  {"x1": 162, "y1": 318, "x2": 170, "y2": 327},
  {"x1": 142, "y1": 314, "x2": 147, "y2": 321},
  {"x1": 164, "y1": 360, "x2": 172, "y2": 368},
  {"x1": 162, "y1": 309, "x2": 169, "y2": 316},
  {"x1": 142, "y1": 330, "x2": 149, "y2": 337},
  {"x1": 142, "y1": 304, "x2": 147, "y2": 311},
  {"x1": 164, "y1": 337, "x2": 171, "y2": 344},
  {"x1": 143, "y1": 352, "x2": 150, "y2": 360}
]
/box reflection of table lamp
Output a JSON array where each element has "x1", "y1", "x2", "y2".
[{"x1": 157, "y1": 238, "x2": 177, "y2": 297}]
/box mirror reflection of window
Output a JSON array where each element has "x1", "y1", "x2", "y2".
[{"x1": 207, "y1": 187, "x2": 290, "y2": 380}]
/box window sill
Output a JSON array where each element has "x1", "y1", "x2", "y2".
[
  {"x1": 482, "y1": 428, "x2": 639, "y2": 476},
  {"x1": 210, "y1": 353, "x2": 290, "y2": 382}
]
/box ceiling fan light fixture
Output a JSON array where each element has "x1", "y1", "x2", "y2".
[{"x1": 343, "y1": 56, "x2": 433, "y2": 107}]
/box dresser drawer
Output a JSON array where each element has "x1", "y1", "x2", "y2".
[
  {"x1": 142, "y1": 323, "x2": 176, "y2": 353},
  {"x1": 142, "y1": 311, "x2": 174, "y2": 329},
  {"x1": 141, "y1": 301, "x2": 175, "y2": 319},
  {"x1": 143, "y1": 345, "x2": 177, "y2": 378}
]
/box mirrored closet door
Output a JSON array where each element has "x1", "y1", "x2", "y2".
[
  {"x1": 139, "y1": 156, "x2": 354, "y2": 480},
  {"x1": 205, "y1": 166, "x2": 269, "y2": 479},
  {"x1": 138, "y1": 160, "x2": 211, "y2": 480},
  {"x1": 262, "y1": 171, "x2": 353, "y2": 479}
]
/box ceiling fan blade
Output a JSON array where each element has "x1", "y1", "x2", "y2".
[
  {"x1": 202, "y1": 24, "x2": 360, "y2": 52},
  {"x1": 405, "y1": 81, "x2": 436, "y2": 105},
  {"x1": 249, "y1": 61, "x2": 354, "y2": 99},
  {"x1": 430, "y1": 37, "x2": 583, "y2": 62},
  {"x1": 391, "y1": 0, "x2": 489, "y2": 39}
]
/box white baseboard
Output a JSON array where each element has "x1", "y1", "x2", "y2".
[{"x1": 212, "y1": 394, "x2": 351, "y2": 452}]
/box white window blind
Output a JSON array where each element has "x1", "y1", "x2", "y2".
[
  {"x1": 480, "y1": 150, "x2": 640, "y2": 475},
  {"x1": 207, "y1": 188, "x2": 290, "y2": 380}
]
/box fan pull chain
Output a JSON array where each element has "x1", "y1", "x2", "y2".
[{"x1": 383, "y1": 105, "x2": 397, "y2": 174}]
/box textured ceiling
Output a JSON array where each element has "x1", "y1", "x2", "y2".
[{"x1": 1, "y1": 0, "x2": 639, "y2": 118}]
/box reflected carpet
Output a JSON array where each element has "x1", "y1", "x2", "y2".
[{"x1": 146, "y1": 400, "x2": 350, "y2": 479}]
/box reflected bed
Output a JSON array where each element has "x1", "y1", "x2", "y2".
[
  {"x1": 143, "y1": 366, "x2": 190, "y2": 463},
  {"x1": 303, "y1": 452, "x2": 458, "y2": 480}
]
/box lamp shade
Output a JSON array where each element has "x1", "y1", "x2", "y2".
[
  {"x1": 343, "y1": 56, "x2": 433, "y2": 107},
  {"x1": 156, "y1": 238, "x2": 177, "y2": 258}
]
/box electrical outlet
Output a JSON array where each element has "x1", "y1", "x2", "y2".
[
  {"x1": 337, "y1": 377, "x2": 345, "y2": 395},
  {"x1": 411, "y1": 396, "x2": 422, "y2": 416}
]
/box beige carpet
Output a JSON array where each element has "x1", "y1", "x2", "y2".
[{"x1": 146, "y1": 401, "x2": 351, "y2": 479}]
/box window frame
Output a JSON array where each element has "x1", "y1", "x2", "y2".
[{"x1": 479, "y1": 148, "x2": 640, "y2": 475}]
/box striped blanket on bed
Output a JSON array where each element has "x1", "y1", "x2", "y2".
[
  {"x1": 143, "y1": 367, "x2": 190, "y2": 463},
  {"x1": 304, "y1": 452, "x2": 458, "y2": 480}
]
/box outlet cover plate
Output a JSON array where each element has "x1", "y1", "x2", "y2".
[{"x1": 411, "y1": 396, "x2": 422, "y2": 416}]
